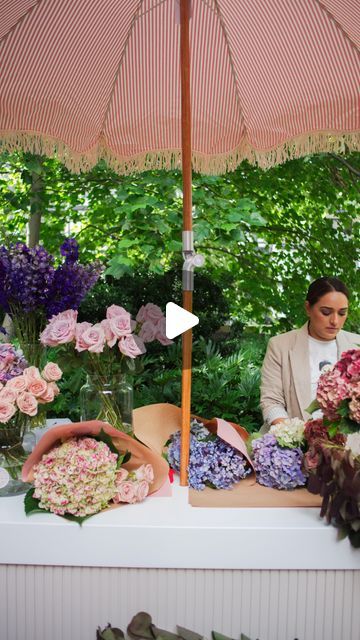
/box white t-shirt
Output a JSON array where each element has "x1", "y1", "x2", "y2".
[{"x1": 308, "y1": 335, "x2": 337, "y2": 418}]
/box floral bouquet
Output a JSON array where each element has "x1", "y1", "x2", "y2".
[
  {"x1": 40, "y1": 303, "x2": 173, "y2": 434},
  {"x1": 167, "y1": 419, "x2": 251, "y2": 490},
  {"x1": 308, "y1": 348, "x2": 360, "y2": 435},
  {"x1": 0, "y1": 343, "x2": 27, "y2": 384},
  {"x1": 0, "y1": 361, "x2": 63, "y2": 496},
  {"x1": 304, "y1": 425, "x2": 360, "y2": 547},
  {"x1": 250, "y1": 418, "x2": 307, "y2": 490},
  {"x1": 0, "y1": 238, "x2": 102, "y2": 365},
  {"x1": 22, "y1": 420, "x2": 169, "y2": 523}
]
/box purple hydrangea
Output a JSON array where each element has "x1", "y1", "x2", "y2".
[
  {"x1": 252, "y1": 433, "x2": 306, "y2": 490},
  {"x1": 167, "y1": 420, "x2": 251, "y2": 490},
  {"x1": 0, "y1": 239, "x2": 103, "y2": 319}
]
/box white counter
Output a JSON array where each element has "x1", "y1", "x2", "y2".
[{"x1": 0, "y1": 477, "x2": 359, "y2": 570}]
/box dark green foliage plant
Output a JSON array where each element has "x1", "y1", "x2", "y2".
[{"x1": 134, "y1": 335, "x2": 267, "y2": 432}]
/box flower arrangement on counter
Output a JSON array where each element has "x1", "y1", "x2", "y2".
[
  {"x1": 40, "y1": 303, "x2": 173, "y2": 433},
  {"x1": 0, "y1": 238, "x2": 102, "y2": 364},
  {"x1": 250, "y1": 418, "x2": 307, "y2": 490},
  {"x1": 308, "y1": 348, "x2": 360, "y2": 434},
  {"x1": 167, "y1": 419, "x2": 251, "y2": 490},
  {"x1": 23, "y1": 421, "x2": 168, "y2": 524},
  {"x1": 30, "y1": 436, "x2": 154, "y2": 518},
  {"x1": 0, "y1": 361, "x2": 63, "y2": 495},
  {"x1": 302, "y1": 348, "x2": 360, "y2": 547}
]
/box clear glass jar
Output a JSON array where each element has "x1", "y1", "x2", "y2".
[
  {"x1": 0, "y1": 416, "x2": 35, "y2": 497},
  {"x1": 79, "y1": 373, "x2": 133, "y2": 436}
]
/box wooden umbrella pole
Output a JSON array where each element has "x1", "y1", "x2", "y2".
[{"x1": 180, "y1": 0, "x2": 193, "y2": 486}]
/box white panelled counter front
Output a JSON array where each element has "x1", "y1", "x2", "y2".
[{"x1": 0, "y1": 478, "x2": 359, "y2": 640}]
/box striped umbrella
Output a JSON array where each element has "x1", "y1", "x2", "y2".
[{"x1": 1, "y1": 0, "x2": 359, "y2": 484}]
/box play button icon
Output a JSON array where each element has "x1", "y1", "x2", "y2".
[{"x1": 165, "y1": 302, "x2": 199, "y2": 339}]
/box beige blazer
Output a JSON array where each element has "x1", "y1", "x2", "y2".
[{"x1": 260, "y1": 322, "x2": 360, "y2": 424}]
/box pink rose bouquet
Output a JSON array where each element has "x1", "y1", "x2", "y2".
[
  {"x1": 0, "y1": 363, "x2": 63, "y2": 490},
  {"x1": 40, "y1": 304, "x2": 173, "y2": 434},
  {"x1": 308, "y1": 349, "x2": 360, "y2": 436}
]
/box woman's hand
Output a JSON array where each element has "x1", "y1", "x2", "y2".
[{"x1": 271, "y1": 417, "x2": 286, "y2": 425}]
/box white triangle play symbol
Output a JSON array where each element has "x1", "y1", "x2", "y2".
[{"x1": 165, "y1": 302, "x2": 199, "y2": 339}]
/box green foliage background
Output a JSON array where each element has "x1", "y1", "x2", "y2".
[{"x1": 0, "y1": 150, "x2": 359, "y2": 426}]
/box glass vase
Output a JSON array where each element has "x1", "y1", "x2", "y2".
[
  {"x1": 0, "y1": 414, "x2": 35, "y2": 497},
  {"x1": 79, "y1": 373, "x2": 133, "y2": 436}
]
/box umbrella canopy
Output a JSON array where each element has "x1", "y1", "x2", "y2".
[
  {"x1": 1, "y1": 0, "x2": 359, "y2": 484},
  {"x1": 1, "y1": 0, "x2": 359, "y2": 173}
]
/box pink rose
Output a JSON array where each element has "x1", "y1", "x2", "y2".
[
  {"x1": 116, "y1": 468, "x2": 129, "y2": 483},
  {"x1": 106, "y1": 305, "x2": 128, "y2": 319},
  {"x1": 77, "y1": 324, "x2": 105, "y2": 353},
  {"x1": 6, "y1": 375, "x2": 27, "y2": 394},
  {"x1": 17, "y1": 392, "x2": 38, "y2": 416},
  {"x1": 23, "y1": 366, "x2": 41, "y2": 384},
  {"x1": 100, "y1": 319, "x2": 117, "y2": 348},
  {"x1": 109, "y1": 312, "x2": 135, "y2": 338},
  {"x1": 134, "y1": 463, "x2": 154, "y2": 483},
  {"x1": 37, "y1": 384, "x2": 55, "y2": 404},
  {"x1": 75, "y1": 322, "x2": 92, "y2": 351},
  {"x1": 119, "y1": 335, "x2": 146, "y2": 359},
  {"x1": 155, "y1": 317, "x2": 174, "y2": 346},
  {"x1": 48, "y1": 382, "x2": 60, "y2": 397},
  {"x1": 41, "y1": 362, "x2": 62, "y2": 382},
  {"x1": 114, "y1": 480, "x2": 137, "y2": 504},
  {"x1": 0, "y1": 387, "x2": 18, "y2": 404},
  {"x1": 134, "y1": 480, "x2": 150, "y2": 502},
  {"x1": 136, "y1": 303, "x2": 163, "y2": 324},
  {"x1": 139, "y1": 320, "x2": 157, "y2": 343},
  {"x1": 27, "y1": 379, "x2": 48, "y2": 398},
  {"x1": 40, "y1": 310, "x2": 77, "y2": 346},
  {"x1": 0, "y1": 400, "x2": 16, "y2": 423}
]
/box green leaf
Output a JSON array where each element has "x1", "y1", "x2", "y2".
[
  {"x1": 176, "y1": 626, "x2": 203, "y2": 640},
  {"x1": 117, "y1": 449, "x2": 131, "y2": 467},
  {"x1": 211, "y1": 632, "x2": 234, "y2": 640},
  {"x1": 24, "y1": 488, "x2": 48, "y2": 516},
  {"x1": 97, "y1": 624, "x2": 125, "y2": 639}
]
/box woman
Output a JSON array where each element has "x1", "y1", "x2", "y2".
[{"x1": 260, "y1": 277, "x2": 359, "y2": 427}]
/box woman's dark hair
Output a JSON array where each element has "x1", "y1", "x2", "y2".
[{"x1": 306, "y1": 277, "x2": 350, "y2": 306}]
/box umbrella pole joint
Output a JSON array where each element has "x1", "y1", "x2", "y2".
[{"x1": 182, "y1": 230, "x2": 205, "y2": 292}]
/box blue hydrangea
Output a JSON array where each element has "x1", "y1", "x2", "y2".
[
  {"x1": 252, "y1": 433, "x2": 306, "y2": 490},
  {"x1": 167, "y1": 420, "x2": 251, "y2": 490}
]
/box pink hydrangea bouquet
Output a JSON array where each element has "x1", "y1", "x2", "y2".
[
  {"x1": 40, "y1": 303, "x2": 173, "y2": 433},
  {"x1": 22, "y1": 421, "x2": 168, "y2": 524},
  {"x1": 29, "y1": 437, "x2": 154, "y2": 520},
  {"x1": 307, "y1": 349, "x2": 360, "y2": 435}
]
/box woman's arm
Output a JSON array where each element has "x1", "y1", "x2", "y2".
[{"x1": 260, "y1": 337, "x2": 289, "y2": 425}]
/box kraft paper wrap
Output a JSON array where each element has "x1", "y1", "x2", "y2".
[
  {"x1": 134, "y1": 403, "x2": 322, "y2": 509},
  {"x1": 21, "y1": 419, "x2": 169, "y2": 502}
]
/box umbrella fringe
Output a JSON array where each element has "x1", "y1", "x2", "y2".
[{"x1": 0, "y1": 131, "x2": 359, "y2": 175}]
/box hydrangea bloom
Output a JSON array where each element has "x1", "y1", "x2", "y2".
[
  {"x1": 349, "y1": 382, "x2": 360, "y2": 423},
  {"x1": 167, "y1": 420, "x2": 251, "y2": 490},
  {"x1": 33, "y1": 437, "x2": 117, "y2": 516},
  {"x1": 252, "y1": 433, "x2": 306, "y2": 490},
  {"x1": 269, "y1": 417, "x2": 305, "y2": 448},
  {"x1": 334, "y1": 349, "x2": 360, "y2": 382},
  {"x1": 316, "y1": 367, "x2": 349, "y2": 421}
]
